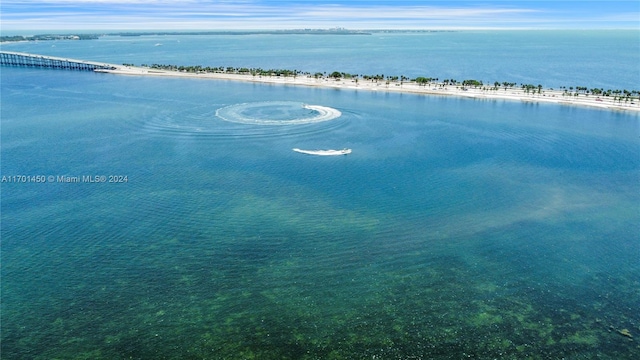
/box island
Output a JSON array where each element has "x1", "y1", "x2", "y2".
[{"x1": 95, "y1": 63, "x2": 639, "y2": 113}]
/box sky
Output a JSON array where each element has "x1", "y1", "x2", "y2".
[{"x1": 1, "y1": 0, "x2": 638, "y2": 32}]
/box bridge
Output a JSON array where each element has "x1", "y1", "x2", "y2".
[{"x1": 0, "y1": 51, "x2": 118, "y2": 71}]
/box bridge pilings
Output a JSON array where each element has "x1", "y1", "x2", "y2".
[{"x1": 0, "y1": 51, "x2": 117, "y2": 71}]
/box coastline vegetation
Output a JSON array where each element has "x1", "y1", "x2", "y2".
[
  {"x1": 134, "y1": 62, "x2": 640, "y2": 104},
  {"x1": 0, "y1": 34, "x2": 99, "y2": 42},
  {"x1": 0, "y1": 29, "x2": 458, "y2": 43},
  {"x1": 115, "y1": 29, "x2": 372, "y2": 36},
  {"x1": 0, "y1": 29, "x2": 371, "y2": 43}
]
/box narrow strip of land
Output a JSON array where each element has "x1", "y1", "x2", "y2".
[{"x1": 97, "y1": 66, "x2": 639, "y2": 113}]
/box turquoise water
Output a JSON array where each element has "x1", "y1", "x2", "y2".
[
  {"x1": 2, "y1": 32, "x2": 640, "y2": 359},
  {"x1": 2, "y1": 30, "x2": 639, "y2": 90}
]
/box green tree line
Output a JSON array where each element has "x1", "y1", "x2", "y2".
[{"x1": 130, "y1": 62, "x2": 639, "y2": 103}]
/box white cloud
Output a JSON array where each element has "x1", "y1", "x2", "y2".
[
  {"x1": 299, "y1": 6, "x2": 538, "y2": 18},
  {"x1": 3, "y1": 0, "x2": 202, "y2": 3},
  {"x1": 0, "y1": 1, "x2": 635, "y2": 30}
]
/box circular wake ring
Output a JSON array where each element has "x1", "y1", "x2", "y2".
[{"x1": 216, "y1": 101, "x2": 342, "y2": 125}]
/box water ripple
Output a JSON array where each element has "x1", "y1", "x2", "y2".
[
  {"x1": 216, "y1": 101, "x2": 342, "y2": 125},
  {"x1": 136, "y1": 101, "x2": 348, "y2": 140}
]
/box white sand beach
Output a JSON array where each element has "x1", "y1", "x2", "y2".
[{"x1": 98, "y1": 66, "x2": 640, "y2": 113}]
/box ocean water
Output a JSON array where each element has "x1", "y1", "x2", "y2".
[
  {"x1": 2, "y1": 30, "x2": 639, "y2": 90},
  {"x1": 1, "y1": 32, "x2": 640, "y2": 359}
]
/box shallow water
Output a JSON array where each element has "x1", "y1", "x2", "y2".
[{"x1": 1, "y1": 50, "x2": 640, "y2": 358}]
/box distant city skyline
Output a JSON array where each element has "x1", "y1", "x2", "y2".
[{"x1": 1, "y1": 0, "x2": 638, "y2": 32}]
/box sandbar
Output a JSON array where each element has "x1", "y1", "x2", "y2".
[{"x1": 97, "y1": 66, "x2": 640, "y2": 113}]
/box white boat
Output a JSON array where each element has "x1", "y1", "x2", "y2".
[{"x1": 292, "y1": 148, "x2": 352, "y2": 156}]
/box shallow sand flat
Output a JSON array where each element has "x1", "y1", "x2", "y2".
[{"x1": 98, "y1": 66, "x2": 640, "y2": 113}]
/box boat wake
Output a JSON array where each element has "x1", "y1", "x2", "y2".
[
  {"x1": 216, "y1": 101, "x2": 342, "y2": 125},
  {"x1": 292, "y1": 148, "x2": 352, "y2": 156}
]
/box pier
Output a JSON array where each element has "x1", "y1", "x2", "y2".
[{"x1": 0, "y1": 51, "x2": 118, "y2": 71}]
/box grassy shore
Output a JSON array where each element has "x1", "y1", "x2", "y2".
[{"x1": 98, "y1": 65, "x2": 640, "y2": 113}]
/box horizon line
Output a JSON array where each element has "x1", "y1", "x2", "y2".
[{"x1": 2, "y1": 27, "x2": 638, "y2": 34}]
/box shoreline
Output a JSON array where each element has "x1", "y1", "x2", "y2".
[{"x1": 97, "y1": 66, "x2": 640, "y2": 113}]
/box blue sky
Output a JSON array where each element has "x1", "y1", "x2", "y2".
[{"x1": 1, "y1": 1, "x2": 638, "y2": 31}]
